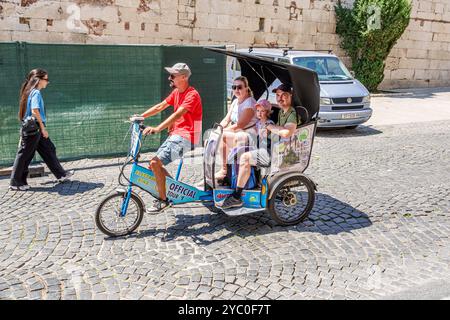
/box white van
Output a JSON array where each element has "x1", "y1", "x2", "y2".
[{"x1": 227, "y1": 48, "x2": 372, "y2": 128}]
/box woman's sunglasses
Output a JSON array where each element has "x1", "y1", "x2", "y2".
[{"x1": 232, "y1": 85, "x2": 244, "y2": 90}]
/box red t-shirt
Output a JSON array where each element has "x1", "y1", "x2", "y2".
[{"x1": 165, "y1": 87, "x2": 202, "y2": 144}]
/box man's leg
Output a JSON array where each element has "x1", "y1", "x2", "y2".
[
  {"x1": 236, "y1": 152, "x2": 252, "y2": 190},
  {"x1": 146, "y1": 135, "x2": 191, "y2": 213},
  {"x1": 221, "y1": 151, "x2": 254, "y2": 209},
  {"x1": 149, "y1": 157, "x2": 168, "y2": 201}
]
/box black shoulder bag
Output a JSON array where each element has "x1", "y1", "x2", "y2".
[{"x1": 21, "y1": 115, "x2": 39, "y2": 136}]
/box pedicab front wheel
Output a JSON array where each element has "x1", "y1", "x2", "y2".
[
  {"x1": 95, "y1": 192, "x2": 144, "y2": 237},
  {"x1": 268, "y1": 175, "x2": 315, "y2": 226}
]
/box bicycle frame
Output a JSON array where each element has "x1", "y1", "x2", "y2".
[{"x1": 120, "y1": 121, "x2": 214, "y2": 216}]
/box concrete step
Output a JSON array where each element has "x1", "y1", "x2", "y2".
[{"x1": 0, "y1": 164, "x2": 45, "y2": 177}]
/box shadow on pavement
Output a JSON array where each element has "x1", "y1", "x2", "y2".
[
  {"x1": 112, "y1": 192, "x2": 372, "y2": 244},
  {"x1": 30, "y1": 180, "x2": 104, "y2": 195},
  {"x1": 317, "y1": 125, "x2": 383, "y2": 137}
]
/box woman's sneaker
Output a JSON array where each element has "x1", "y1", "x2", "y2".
[
  {"x1": 57, "y1": 170, "x2": 75, "y2": 183},
  {"x1": 9, "y1": 185, "x2": 30, "y2": 191},
  {"x1": 146, "y1": 199, "x2": 172, "y2": 214}
]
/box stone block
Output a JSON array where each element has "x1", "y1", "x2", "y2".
[
  {"x1": 406, "y1": 30, "x2": 433, "y2": 42},
  {"x1": 408, "y1": 19, "x2": 432, "y2": 32},
  {"x1": 270, "y1": 18, "x2": 290, "y2": 34},
  {"x1": 115, "y1": 0, "x2": 140, "y2": 8},
  {"x1": 195, "y1": 12, "x2": 217, "y2": 29},
  {"x1": 418, "y1": 0, "x2": 433, "y2": 12},
  {"x1": 193, "y1": 27, "x2": 210, "y2": 41},
  {"x1": 428, "y1": 49, "x2": 450, "y2": 60},
  {"x1": 29, "y1": 18, "x2": 48, "y2": 31},
  {"x1": 138, "y1": 36, "x2": 156, "y2": 44},
  {"x1": 431, "y1": 21, "x2": 449, "y2": 34},
  {"x1": 80, "y1": 5, "x2": 119, "y2": 22},
  {"x1": 19, "y1": 1, "x2": 63, "y2": 19},
  {"x1": 406, "y1": 49, "x2": 429, "y2": 59},
  {"x1": 0, "y1": 17, "x2": 26, "y2": 31},
  {"x1": 430, "y1": 59, "x2": 450, "y2": 70},
  {"x1": 390, "y1": 68, "x2": 414, "y2": 80},
  {"x1": 11, "y1": 30, "x2": 49, "y2": 42},
  {"x1": 433, "y1": 33, "x2": 450, "y2": 43},
  {"x1": 0, "y1": 30, "x2": 12, "y2": 41}
]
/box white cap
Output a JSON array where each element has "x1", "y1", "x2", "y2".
[{"x1": 164, "y1": 62, "x2": 191, "y2": 77}]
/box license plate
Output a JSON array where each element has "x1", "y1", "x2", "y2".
[{"x1": 342, "y1": 113, "x2": 358, "y2": 119}]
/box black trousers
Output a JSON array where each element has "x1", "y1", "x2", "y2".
[
  {"x1": 10, "y1": 131, "x2": 67, "y2": 186},
  {"x1": 10, "y1": 130, "x2": 41, "y2": 186},
  {"x1": 35, "y1": 135, "x2": 66, "y2": 179}
]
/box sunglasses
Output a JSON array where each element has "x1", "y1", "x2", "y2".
[
  {"x1": 41, "y1": 77, "x2": 49, "y2": 82},
  {"x1": 169, "y1": 74, "x2": 183, "y2": 79},
  {"x1": 232, "y1": 85, "x2": 244, "y2": 90}
]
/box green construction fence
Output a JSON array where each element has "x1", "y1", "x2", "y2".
[{"x1": 0, "y1": 42, "x2": 226, "y2": 167}]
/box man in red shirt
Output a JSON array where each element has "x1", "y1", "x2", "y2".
[{"x1": 140, "y1": 63, "x2": 202, "y2": 212}]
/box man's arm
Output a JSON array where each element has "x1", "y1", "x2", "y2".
[
  {"x1": 141, "y1": 100, "x2": 170, "y2": 118},
  {"x1": 266, "y1": 123, "x2": 296, "y2": 138},
  {"x1": 157, "y1": 107, "x2": 188, "y2": 131},
  {"x1": 143, "y1": 107, "x2": 188, "y2": 135},
  {"x1": 31, "y1": 109, "x2": 48, "y2": 138}
]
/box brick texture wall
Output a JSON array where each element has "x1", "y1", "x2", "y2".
[{"x1": 0, "y1": 0, "x2": 449, "y2": 89}]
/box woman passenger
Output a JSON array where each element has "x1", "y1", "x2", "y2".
[{"x1": 216, "y1": 76, "x2": 257, "y2": 181}]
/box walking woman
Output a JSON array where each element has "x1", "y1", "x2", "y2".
[{"x1": 9, "y1": 68, "x2": 74, "y2": 190}]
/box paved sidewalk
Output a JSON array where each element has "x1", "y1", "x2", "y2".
[
  {"x1": 0, "y1": 120, "x2": 449, "y2": 300},
  {"x1": 368, "y1": 87, "x2": 450, "y2": 126}
]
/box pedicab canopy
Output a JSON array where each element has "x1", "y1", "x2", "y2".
[{"x1": 207, "y1": 47, "x2": 321, "y2": 121}]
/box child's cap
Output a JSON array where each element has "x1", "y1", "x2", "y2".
[{"x1": 255, "y1": 99, "x2": 272, "y2": 112}]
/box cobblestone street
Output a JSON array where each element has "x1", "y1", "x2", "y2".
[{"x1": 0, "y1": 120, "x2": 449, "y2": 300}]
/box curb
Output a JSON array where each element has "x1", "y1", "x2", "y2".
[{"x1": 0, "y1": 164, "x2": 45, "y2": 177}]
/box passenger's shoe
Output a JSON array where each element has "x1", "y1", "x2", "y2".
[
  {"x1": 220, "y1": 195, "x2": 243, "y2": 209},
  {"x1": 9, "y1": 185, "x2": 30, "y2": 191},
  {"x1": 146, "y1": 199, "x2": 172, "y2": 214},
  {"x1": 57, "y1": 170, "x2": 75, "y2": 183}
]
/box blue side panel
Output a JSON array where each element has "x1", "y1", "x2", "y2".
[
  {"x1": 129, "y1": 164, "x2": 159, "y2": 197},
  {"x1": 130, "y1": 164, "x2": 213, "y2": 203},
  {"x1": 166, "y1": 177, "x2": 213, "y2": 204},
  {"x1": 214, "y1": 189, "x2": 262, "y2": 209}
]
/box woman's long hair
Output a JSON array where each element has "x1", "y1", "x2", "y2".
[
  {"x1": 234, "y1": 76, "x2": 253, "y2": 97},
  {"x1": 18, "y1": 69, "x2": 48, "y2": 121}
]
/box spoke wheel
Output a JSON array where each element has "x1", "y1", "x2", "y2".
[
  {"x1": 95, "y1": 193, "x2": 144, "y2": 237},
  {"x1": 268, "y1": 176, "x2": 315, "y2": 226}
]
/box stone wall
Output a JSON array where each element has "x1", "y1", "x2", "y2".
[{"x1": 0, "y1": 0, "x2": 449, "y2": 89}]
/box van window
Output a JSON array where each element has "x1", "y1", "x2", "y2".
[
  {"x1": 293, "y1": 56, "x2": 353, "y2": 81},
  {"x1": 231, "y1": 59, "x2": 241, "y2": 72}
]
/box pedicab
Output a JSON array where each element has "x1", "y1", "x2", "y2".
[{"x1": 95, "y1": 48, "x2": 321, "y2": 237}]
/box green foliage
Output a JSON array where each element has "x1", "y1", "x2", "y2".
[{"x1": 335, "y1": 0, "x2": 412, "y2": 91}]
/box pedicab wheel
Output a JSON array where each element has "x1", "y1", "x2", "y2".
[
  {"x1": 95, "y1": 193, "x2": 144, "y2": 237},
  {"x1": 268, "y1": 175, "x2": 315, "y2": 226}
]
